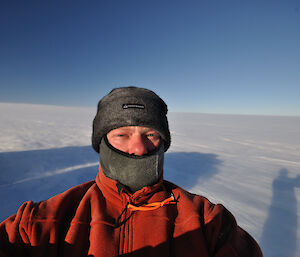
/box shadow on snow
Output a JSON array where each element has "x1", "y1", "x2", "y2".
[
  {"x1": 260, "y1": 168, "x2": 300, "y2": 257},
  {"x1": 0, "y1": 146, "x2": 221, "y2": 221},
  {"x1": 164, "y1": 151, "x2": 221, "y2": 190}
]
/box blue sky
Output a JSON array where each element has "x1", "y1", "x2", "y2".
[{"x1": 0, "y1": 0, "x2": 299, "y2": 116}]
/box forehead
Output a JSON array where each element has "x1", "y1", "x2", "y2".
[{"x1": 108, "y1": 126, "x2": 159, "y2": 134}]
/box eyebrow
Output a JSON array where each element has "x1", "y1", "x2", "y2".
[{"x1": 111, "y1": 127, "x2": 159, "y2": 134}]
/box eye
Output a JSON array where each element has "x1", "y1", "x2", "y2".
[
  {"x1": 146, "y1": 132, "x2": 160, "y2": 140},
  {"x1": 115, "y1": 133, "x2": 129, "y2": 138}
]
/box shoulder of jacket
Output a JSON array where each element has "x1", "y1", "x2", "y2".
[
  {"x1": 163, "y1": 180, "x2": 224, "y2": 224},
  {"x1": 163, "y1": 180, "x2": 237, "y2": 226},
  {"x1": 26, "y1": 180, "x2": 96, "y2": 221}
]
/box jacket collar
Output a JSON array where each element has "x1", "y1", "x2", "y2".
[{"x1": 96, "y1": 165, "x2": 168, "y2": 205}]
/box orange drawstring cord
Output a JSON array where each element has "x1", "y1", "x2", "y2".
[
  {"x1": 114, "y1": 194, "x2": 178, "y2": 227},
  {"x1": 127, "y1": 195, "x2": 177, "y2": 212}
]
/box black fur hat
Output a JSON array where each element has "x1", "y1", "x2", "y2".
[{"x1": 92, "y1": 86, "x2": 171, "y2": 153}]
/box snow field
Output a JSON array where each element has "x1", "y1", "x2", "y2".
[{"x1": 1, "y1": 103, "x2": 299, "y2": 257}]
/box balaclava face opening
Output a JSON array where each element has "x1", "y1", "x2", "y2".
[
  {"x1": 92, "y1": 86, "x2": 171, "y2": 192},
  {"x1": 100, "y1": 136, "x2": 165, "y2": 192}
]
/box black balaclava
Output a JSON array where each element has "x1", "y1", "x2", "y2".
[
  {"x1": 92, "y1": 86, "x2": 171, "y2": 193},
  {"x1": 100, "y1": 137, "x2": 164, "y2": 192}
]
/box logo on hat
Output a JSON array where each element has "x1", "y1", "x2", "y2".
[{"x1": 122, "y1": 104, "x2": 145, "y2": 109}]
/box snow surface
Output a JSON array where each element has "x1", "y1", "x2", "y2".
[{"x1": 0, "y1": 103, "x2": 299, "y2": 257}]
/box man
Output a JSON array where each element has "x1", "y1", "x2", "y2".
[{"x1": 0, "y1": 86, "x2": 263, "y2": 257}]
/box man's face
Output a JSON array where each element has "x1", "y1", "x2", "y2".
[{"x1": 107, "y1": 126, "x2": 161, "y2": 156}]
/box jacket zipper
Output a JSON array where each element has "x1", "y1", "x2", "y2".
[{"x1": 119, "y1": 194, "x2": 133, "y2": 255}]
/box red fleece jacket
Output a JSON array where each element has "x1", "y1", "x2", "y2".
[{"x1": 0, "y1": 169, "x2": 262, "y2": 257}]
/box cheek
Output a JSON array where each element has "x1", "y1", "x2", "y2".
[
  {"x1": 147, "y1": 138, "x2": 161, "y2": 150},
  {"x1": 153, "y1": 139, "x2": 161, "y2": 147}
]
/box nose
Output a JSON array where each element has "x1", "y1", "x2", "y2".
[{"x1": 128, "y1": 135, "x2": 148, "y2": 156}]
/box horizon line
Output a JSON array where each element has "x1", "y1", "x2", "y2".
[{"x1": 0, "y1": 101, "x2": 299, "y2": 118}]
